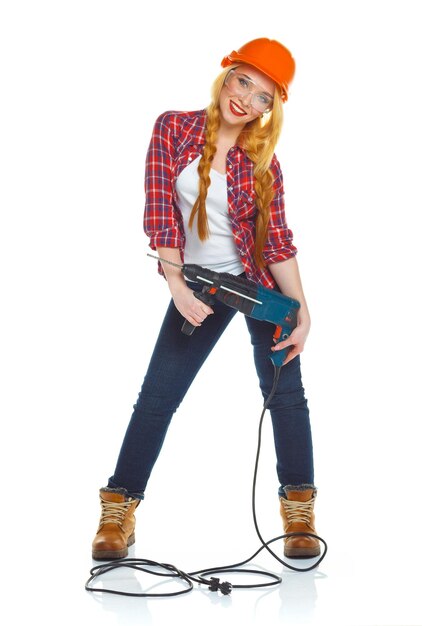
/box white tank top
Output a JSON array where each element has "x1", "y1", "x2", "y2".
[{"x1": 175, "y1": 155, "x2": 244, "y2": 275}]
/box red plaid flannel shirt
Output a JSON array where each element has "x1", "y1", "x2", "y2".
[{"x1": 143, "y1": 108, "x2": 297, "y2": 289}]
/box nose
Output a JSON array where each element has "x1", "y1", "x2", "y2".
[{"x1": 239, "y1": 92, "x2": 253, "y2": 107}]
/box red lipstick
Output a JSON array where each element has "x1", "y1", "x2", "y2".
[{"x1": 229, "y1": 99, "x2": 247, "y2": 116}]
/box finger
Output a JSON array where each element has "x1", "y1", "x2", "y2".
[
  {"x1": 282, "y1": 353, "x2": 295, "y2": 366},
  {"x1": 192, "y1": 310, "x2": 207, "y2": 323},
  {"x1": 186, "y1": 309, "x2": 203, "y2": 324},
  {"x1": 198, "y1": 306, "x2": 214, "y2": 319},
  {"x1": 283, "y1": 347, "x2": 301, "y2": 365},
  {"x1": 271, "y1": 339, "x2": 292, "y2": 351}
]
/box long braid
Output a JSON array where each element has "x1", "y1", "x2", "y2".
[
  {"x1": 253, "y1": 168, "x2": 275, "y2": 268},
  {"x1": 188, "y1": 103, "x2": 220, "y2": 240},
  {"x1": 240, "y1": 89, "x2": 283, "y2": 269}
]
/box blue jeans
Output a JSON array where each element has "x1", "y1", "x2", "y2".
[{"x1": 108, "y1": 279, "x2": 315, "y2": 500}]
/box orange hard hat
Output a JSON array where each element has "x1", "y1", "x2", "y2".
[{"x1": 221, "y1": 37, "x2": 295, "y2": 102}]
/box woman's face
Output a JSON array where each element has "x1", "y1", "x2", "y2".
[{"x1": 219, "y1": 63, "x2": 276, "y2": 128}]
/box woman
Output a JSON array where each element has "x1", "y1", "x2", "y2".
[{"x1": 92, "y1": 38, "x2": 321, "y2": 561}]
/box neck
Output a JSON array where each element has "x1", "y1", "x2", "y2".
[{"x1": 217, "y1": 116, "x2": 246, "y2": 148}]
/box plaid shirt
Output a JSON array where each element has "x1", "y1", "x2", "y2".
[{"x1": 143, "y1": 108, "x2": 297, "y2": 289}]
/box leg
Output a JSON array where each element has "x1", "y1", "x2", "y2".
[
  {"x1": 244, "y1": 315, "x2": 320, "y2": 557},
  {"x1": 108, "y1": 284, "x2": 237, "y2": 499},
  {"x1": 244, "y1": 315, "x2": 315, "y2": 495}
]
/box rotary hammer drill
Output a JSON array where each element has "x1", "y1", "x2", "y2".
[{"x1": 148, "y1": 254, "x2": 300, "y2": 367}]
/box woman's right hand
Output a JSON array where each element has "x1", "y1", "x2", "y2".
[
  {"x1": 154, "y1": 247, "x2": 214, "y2": 327},
  {"x1": 171, "y1": 283, "x2": 214, "y2": 327}
]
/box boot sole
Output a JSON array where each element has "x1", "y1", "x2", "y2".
[
  {"x1": 92, "y1": 533, "x2": 135, "y2": 561},
  {"x1": 284, "y1": 545, "x2": 321, "y2": 559}
]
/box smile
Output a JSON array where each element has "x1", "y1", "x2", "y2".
[{"x1": 229, "y1": 99, "x2": 247, "y2": 116}]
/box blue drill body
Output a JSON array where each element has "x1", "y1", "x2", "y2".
[{"x1": 251, "y1": 284, "x2": 300, "y2": 366}]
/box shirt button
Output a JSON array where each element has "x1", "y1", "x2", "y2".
[
  {"x1": 228, "y1": 186, "x2": 233, "y2": 191},
  {"x1": 228, "y1": 164, "x2": 233, "y2": 169}
]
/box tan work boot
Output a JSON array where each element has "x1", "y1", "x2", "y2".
[
  {"x1": 92, "y1": 488, "x2": 140, "y2": 560},
  {"x1": 279, "y1": 486, "x2": 320, "y2": 558}
]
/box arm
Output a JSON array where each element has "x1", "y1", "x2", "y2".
[
  {"x1": 156, "y1": 246, "x2": 214, "y2": 328},
  {"x1": 268, "y1": 257, "x2": 311, "y2": 366},
  {"x1": 262, "y1": 156, "x2": 309, "y2": 365},
  {"x1": 143, "y1": 114, "x2": 211, "y2": 326}
]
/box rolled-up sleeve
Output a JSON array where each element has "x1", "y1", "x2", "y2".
[
  {"x1": 143, "y1": 111, "x2": 183, "y2": 250},
  {"x1": 263, "y1": 155, "x2": 298, "y2": 264}
]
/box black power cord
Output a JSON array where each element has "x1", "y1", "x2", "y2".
[{"x1": 85, "y1": 363, "x2": 328, "y2": 597}]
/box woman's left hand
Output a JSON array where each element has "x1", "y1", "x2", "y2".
[{"x1": 271, "y1": 316, "x2": 311, "y2": 366}]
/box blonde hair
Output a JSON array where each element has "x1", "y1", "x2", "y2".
[{"x1": 188, "y1": 66, "x2": 284, "y2": 269}]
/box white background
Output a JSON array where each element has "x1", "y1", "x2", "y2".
[{"x1": 1, "y1": 1, "x2": 422, "y2": 625}]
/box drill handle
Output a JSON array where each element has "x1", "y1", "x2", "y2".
[
  {"x1": 270, "y1": 328, "x2": 293, "y2": 367},
  {"x1": 181, "y1": 319, "x2": 196, "y2": 336},
  {"x1": 181, "y1": 288, "x2": 216, "y2": 336}
]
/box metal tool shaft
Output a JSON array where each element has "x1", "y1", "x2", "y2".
[{"x1": 147, "y1": 253, "x2": 183, "y2": 269}]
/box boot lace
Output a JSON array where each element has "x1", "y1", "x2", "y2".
[
  {"x1": 99, "y1": 497, "x2": 134, "y2": 529},
  {"x1": 283, "y1": 497, "x2": 315, "y2": 526}
]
